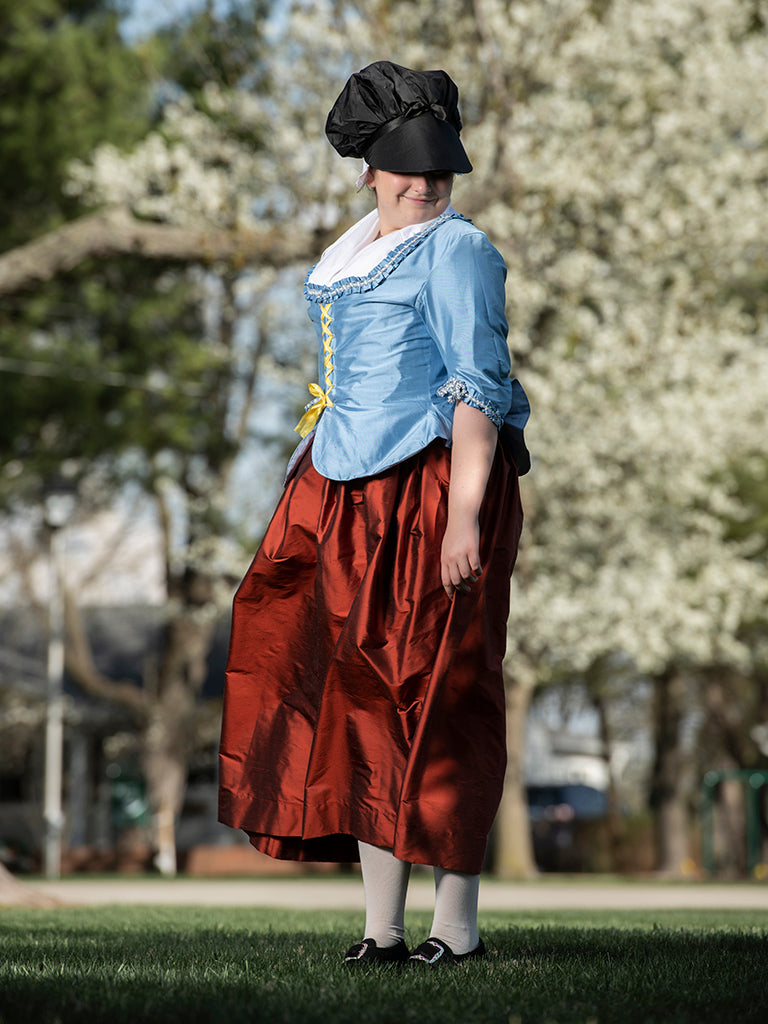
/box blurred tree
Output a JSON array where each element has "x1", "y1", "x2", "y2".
[
  {"x1": 149, "y1": 0, "x2": 273, "y2": 93},
  {"x1": 478, "y1": 0, "x2": 768, "y2": 874},
  {"x1": 252, "y1": 0, "x2": 768, "y2": 876},
  {"x1": 0, "y1": 0, "x2": 305, "y2": 874},
  {"x1": 0, "y1": 0, "x2": 151, "y2": 502},
  {"x1": 0, "y1": 0, "x2": 147, "y2": 249},
  {"x1": 0, "y1": 0, "x2": 153, "y2": 871}
]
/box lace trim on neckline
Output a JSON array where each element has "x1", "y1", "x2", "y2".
[{"x1": 303, "y1": 211, "x2": 469, "y2": 302}]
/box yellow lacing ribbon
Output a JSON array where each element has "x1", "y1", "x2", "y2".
[{"x1": 295, "y1": 302, "x2": 335, "y2": 437}]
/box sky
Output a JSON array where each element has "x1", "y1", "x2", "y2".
[{"x1": 120, "y1": 0, "x2": 232, "y2": 40}]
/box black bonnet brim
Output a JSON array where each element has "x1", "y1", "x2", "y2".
[{"x1": 364, "y1": 111, "x2": 472, "y2": 174}]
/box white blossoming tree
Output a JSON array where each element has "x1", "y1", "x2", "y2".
[
  {"x1": 249, "y1": 0, "x2": 768, "y2": 875},
  {"x1": 253, "y1": 0, "x2": 768, "y2": 875},
  {"x1": 486, "y1": 0, "x2": 768, "y2": 874}
]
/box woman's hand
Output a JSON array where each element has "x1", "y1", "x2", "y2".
[
  {"x1": 442, "y1": 401, "x2": 498, "y2": 599},
  {"x1": 441, "y1": 510, "x2": 482, "y2": 599}
]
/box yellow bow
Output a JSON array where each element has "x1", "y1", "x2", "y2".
[{"x1": 294, "y1": 382, "x2": 333, "y2": 437}]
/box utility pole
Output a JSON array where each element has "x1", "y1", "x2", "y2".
[{"x1": 42, "y1": 491, "x2": 74, "y2": 878}]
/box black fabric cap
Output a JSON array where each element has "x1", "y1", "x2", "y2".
[{"x1": 325, "y1": 61, "x2": 472, "y2": 174}]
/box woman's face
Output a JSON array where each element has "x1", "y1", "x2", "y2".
[{"x1": 366, "y1": 169, "x2": 453, "y2": 235}]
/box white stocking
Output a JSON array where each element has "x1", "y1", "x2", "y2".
[
  {"x1": 357, "y1": 841, "x2": 412, "y2": 947},
  {"x1": 429, "y1": 867, "x2": 480, "y2": 954}
]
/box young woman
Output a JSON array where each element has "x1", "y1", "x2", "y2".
[{"x1": 218, "y1": 61, "x2": 530, "y2": 967}]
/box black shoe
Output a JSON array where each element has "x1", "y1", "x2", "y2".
[
  {"x1": 408, "y1": 937, "x2": 486, "y2": 966},
  {"x1": 343, "y1": 937, "x2": 410, "y2": 967}
]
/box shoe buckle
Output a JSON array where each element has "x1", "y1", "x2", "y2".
[
  {"x1": 346, "y1": 941, "x2": 369, "y2": 961},
  {"x1": 416, "y1": 941, "x2": 445, "y2": 964}
]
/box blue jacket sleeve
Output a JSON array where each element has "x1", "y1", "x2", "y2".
[{"x1": 415, "y1": 231, "x2": 513, "y2": 429}]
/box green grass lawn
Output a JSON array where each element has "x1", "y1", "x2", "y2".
[{"x1": 0, "y1": 905, "x2": 766, "y2": 1024}]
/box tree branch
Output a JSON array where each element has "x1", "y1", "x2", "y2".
[
  {"x1": 63, "y1": 588, "x2": 150, "y2": 720},
  {"x1": 0, "y1": 206, "x2": 321, "y2": 296}
]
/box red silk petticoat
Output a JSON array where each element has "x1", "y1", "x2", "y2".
[{"x1": 218, "y1": 438, "x2": 523, "y2": 873}]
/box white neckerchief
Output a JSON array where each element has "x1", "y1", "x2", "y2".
[{"x1": 308, "y1": 205, "x2": 457, "y2": 287}]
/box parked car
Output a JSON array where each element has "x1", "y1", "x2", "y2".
[{"x1": 527, "y1": 783, "x2": 608, "y2": 871}]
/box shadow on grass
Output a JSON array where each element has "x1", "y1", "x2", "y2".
[{"x1": 0, "y1": 908, "x2": 766, "y2": 1024}]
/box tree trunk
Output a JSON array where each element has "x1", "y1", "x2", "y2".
[
  {"x1": 494, "y1": 670, "x2": 537, "y2": 878},
  {"x1": 649, "y1": 670, "x2": 691, "y2": 875},
  {"x1": 142, "y1": 708, "x2": 191, "y2": 877},
  {"x1": 593, "y1": 691, "x2": 625, "y2": 871},
  {"x1": 0, "y1": 862, "x2": 60, "y2": 907},
  {"x1": 713, "y1": 775, "x2": 747, "y2": 878},
  {"x1": 142, "y1": 574, "x2": 219, "y2": 875},
  {"x1": 65, "y1": 574, "x2": 218, "y2": 876}
]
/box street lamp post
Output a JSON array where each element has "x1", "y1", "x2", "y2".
[{"x1": 42, "y1": 491, "x2": 74, "y2": 879}]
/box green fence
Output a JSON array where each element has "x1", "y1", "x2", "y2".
[{"x1": 701, "y1": 769, "x2": 768, "y2": 878}]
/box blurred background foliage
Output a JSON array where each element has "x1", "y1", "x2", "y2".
[{"x1": 1, "y1": 0, "x2": 767, "y2": 880}]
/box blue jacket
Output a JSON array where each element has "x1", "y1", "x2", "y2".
[{"x1": 297, "y1": 211, "x2": 530, "y2": 482}]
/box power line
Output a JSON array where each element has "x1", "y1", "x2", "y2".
[{"x1": 0, "y1": 356, "x2": 205, "y2": 397}]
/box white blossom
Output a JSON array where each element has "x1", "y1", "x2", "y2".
[{"x1": 65, "y1": 0, "x2": 768, "y2": 687}]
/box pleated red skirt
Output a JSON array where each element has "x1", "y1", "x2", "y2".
[{"x1": 218, "y1": 438, "x2": 523, "y2": 873}]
